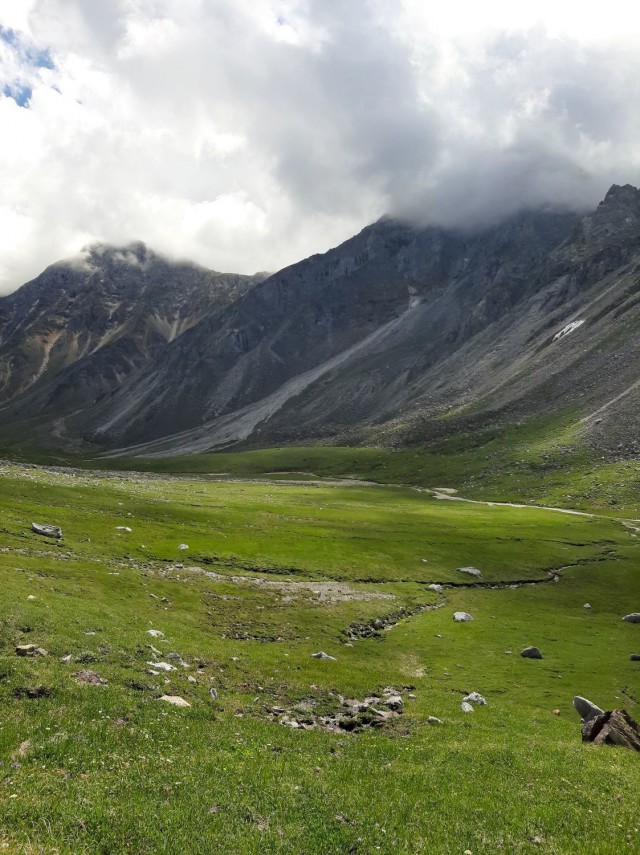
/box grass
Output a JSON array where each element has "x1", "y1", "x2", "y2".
[{"x1": 0, "y1": 457, "x2": 639, "y2": 853}]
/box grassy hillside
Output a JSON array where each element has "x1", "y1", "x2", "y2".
[{"x1": 0, "y1": 460, "x2": 639, "y2": 852}]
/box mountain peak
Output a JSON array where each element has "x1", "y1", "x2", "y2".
[{"x1": 601, "y1": 183, "x2": 640, "y2": 205}]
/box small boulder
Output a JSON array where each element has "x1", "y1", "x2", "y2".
[
  {"x1": 383, "y1": 695, "x2": 403, "y2": 711},
  {"x1": 573, "y1": 696, "x2": 604, "y2": 722},
  {"x1": 622, "y1": 614, "x2": 640, "y2": 623},
  {"x1": 427, "y1": 716, "x2": 443, "y2": 724},
  {"x1": 521, "y1": 646, "x2": 543, "y2": 659},
  {"x1": 463, "y1": 692, "x2": 487, "y2": 706},
  {"x1": 573, "y1": 695, "x2": 604, "y2": 721},
  {"x1": 453, "y1": 612, "x2": 473, "y2": 622},
  {"x1": 15, "y1": 644, "x2": 47, "y2": 657},
  {"x1": 31, "y1": 523, "x2": 62, "y2": 539},
  {"x1": 460, "y1": 701, "x2": 474, "y2": 713},
  {"x1": 178, "y1": 544, "x2": 189, "y2": 550},
  {"x1": 584, "y1": 603, "x2": 592, "y2": 609},
  {"x1": 581, "y1": 709, "x2": 640, "y2": 751},
  {"x1": 159, "y1": 695, "x2": 191, "y2": 708},
  {"x1": 115, "y1": 526, "x2": 132, "y2": 532},
  {"x1": 457, "y1": 566, "x2": 482, "y2": 578},
  {"x1": 427, "y1": 584, "x2": 443, "y2": 593},
  {"x1": 147, "y1": 661, "x2": 175, "y2": 672},
  {"x1": 630, "y1": 654, "x2": 640, "y2": 661},
  {"x1": 147, "y1": 629, "x2": 164, "y2": 638},
  {"x1": 311, "y1": 651, "x2": 336, "y2": 660}
]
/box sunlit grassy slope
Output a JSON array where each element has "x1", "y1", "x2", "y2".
[{"x1": 0, "y1": 459, "x2": 639, "y2": 853}]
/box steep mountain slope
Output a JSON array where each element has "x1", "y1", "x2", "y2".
[
  {"x1": 82, "y1": 209, "x2": 578, "y2": 453},
  {"x1": 0, "y1": 242, "x2": 263, "y2": 445},
  {"x1": 0, "y1": 186, "x2": 638, "y2": 457}
]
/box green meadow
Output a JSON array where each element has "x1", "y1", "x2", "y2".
[{"x1": 0, "y1": 454, "x2": 639, "y2": 853}]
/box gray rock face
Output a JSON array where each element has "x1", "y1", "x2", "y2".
[
  {"x1": 521, "y1": 646, "x2": 543, "y2": 659},
  {"x1": 31, "y1": 523, "x2": 62, "y2": 539},
  {"x1": 453, "y1": 612, "x2": 473, "y2": 622},
  {"x1": 573, "y1": 695, "x2": 604, "y2": 722},
  {"x1": 623, "y1": 614, "x2": 640, "y2": 623}
]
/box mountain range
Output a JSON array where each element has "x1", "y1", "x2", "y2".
[{"x1": 0, "y1": 184, "x2": 639, "y2": 458}]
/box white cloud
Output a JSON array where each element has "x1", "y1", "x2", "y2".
[{"x1": 0, "y1": 0, "x2": 639, "y2": 293}]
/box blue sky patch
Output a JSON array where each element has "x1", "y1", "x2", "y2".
[
  {"x1": 2, "y1": 82, "x2": 32, "y2": 107},
  {"x1": 0, "y1": 25, "x2": 55, "y2": 70}
]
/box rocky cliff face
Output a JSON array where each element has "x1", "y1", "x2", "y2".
[
  {"x1": 0, "y1": 186, "x2": 638, "y2": 457},
  {"x1": 0, "y1": 242, "x2": 263, "y2": 445}
]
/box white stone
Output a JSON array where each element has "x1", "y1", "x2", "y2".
[{"x1": 159, "y1": 695, "x2": 191, "y2": 708}]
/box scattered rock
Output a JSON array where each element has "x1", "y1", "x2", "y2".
[
  {"x1": 504, "y1": 650, "x2": 513, "y2": 655},
  {"x1": 159, "y1": 695, "x2": 191, "y2": 708},
  {"x1": 584, "y1": 603, "x2": 592, "y2": 609},
  {"x1": 147, "y1": 661, "x2": 175, "y2": 672},
  {"x1": 383, "y1": 694, "x2": 403, "y2": 711},
  {"x1": 573, "y1": 696, "x2": 604, "y2": 722},
  {"x1": 427, "y1": 584, "x2": 443, "y2": 593},
  {"x1": 60, "y1": 654, "x2": 72, "y2": 662},
  {"x1": 147, "y1": 629, "x2": 165, "y2": 638},
  {"x1": 26, "y1": 595, "x2": 36, "y2": 601},
  {"x1": 74, "y1": 670, "x2": 107, "y2": 686},
  {"x1": 521, "y1": 646, "x2": 543, "y2": 659},
  {"x1": 581, "y1": 709, "x2": 640, "y2": 751},
  {"x1": 209, "y1": 687, "x2": 218, "y2": 700},
  {"x1": 460, "y1": 701, "x2": 474, "y2": 713},
  {"x1": 552, "y1": 709, "x2": 561, "y2": 715},
  {"x1": 630, "y1": 654, "x2": 640, "y2": 661},
  {"x1": 463, "y1": 692, "x2": 487, "y2": 706},
  {"x1": 166, "y1": 653, "x2": 188, "y2": 667},
  {"x1": 457, "y1": 566, "x2": 481, "y2": 578},
  {"x1": 15, "y1": 644, "x2": 47, "y2": 657},
  {"x1": 622, "y1": 614, "x2": 640, "y2": 623},
  {"x1": 115, "y1": 526, "x2": 132, "y2": 532},
  {"x1": 427, "y1": 716, "x2": 442, "y2": 724},
  {"x1": 187, "y1": 675, "x2": 197, "y2": 683},
  {"x1": 178, "y1": 544, "x2": 189, "y2": 550},
  {"x1": 161, "y1": 597, "x2": 169, "y2": 603},
  {"x1": 31, "y1": 523, "x2": 62, "y2": 539},
  {"x1": 453, "y1": 612, "x2": 473, "y2": 622},
  {"x1": 311, "y1": 651, "x2": 336, "y2": 660}
]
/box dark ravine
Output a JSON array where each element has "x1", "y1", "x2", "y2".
[{"x1": 0, "y1": 185, "x2": 639, "y2": 457}]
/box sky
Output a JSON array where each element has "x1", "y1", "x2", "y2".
[{"x1": 1, "y1": 1, "x2": 640, "y2": 294}]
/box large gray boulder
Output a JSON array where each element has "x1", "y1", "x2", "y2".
[
  {"x1": 623, "y1": 614, "x2": 640, "y2": 623},
  {"x1": 573, "y1": 696, "x2": 604, "y2": 722},
  {"x1": 31, "y1": 523, "x2": 62, "y2": 539},
  {"x1": 521, "y1": 646, "x2": 543, "y2": 659}
]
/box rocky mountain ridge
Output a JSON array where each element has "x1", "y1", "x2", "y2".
[{"x1": 0, "y1": 185, "x2": 638, "y2": 456}]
